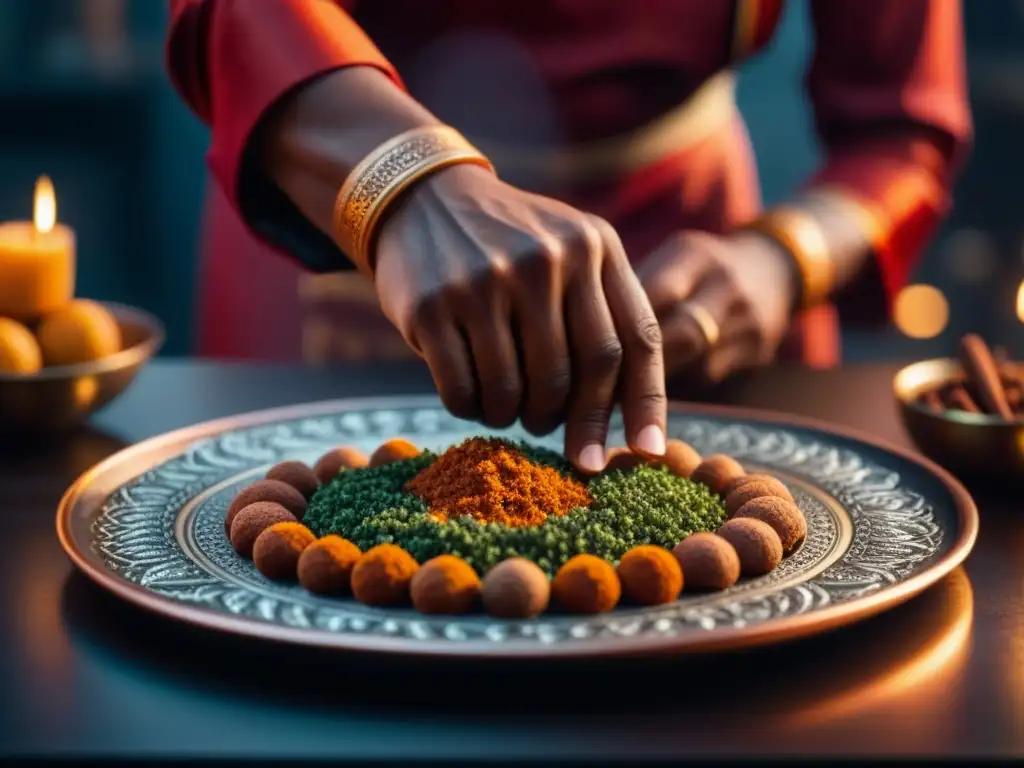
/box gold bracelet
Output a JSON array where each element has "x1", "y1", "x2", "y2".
[
  {"x1": 743, "y1": 206, "x2": 834, "y2": 309},
  {"x1": 332, "y1": 125, "x2": 496, "y2": 277},
  {"x1": 801, "y1": 184, "x2": 888, "y2": 253}
]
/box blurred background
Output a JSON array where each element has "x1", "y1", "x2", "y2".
[{"x1": 0, "y1": 0, "x2": 1021, "y2": 362}]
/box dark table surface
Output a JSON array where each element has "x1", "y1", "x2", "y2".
[{"x1": 1, "y1": 360, "x2": 1020, "y2": 759}]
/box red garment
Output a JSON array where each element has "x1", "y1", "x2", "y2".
[{"x1": 167, "y1": 0, "x2": 971, "y2": 365}]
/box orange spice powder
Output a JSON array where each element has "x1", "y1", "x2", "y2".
[{"x1": 404, "y1": 438, "x2": 591, "y2": 527}]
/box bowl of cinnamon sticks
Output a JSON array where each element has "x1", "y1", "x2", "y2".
[{"x1": 894, "y1": 334, "x2": 1024, "y2": 479}]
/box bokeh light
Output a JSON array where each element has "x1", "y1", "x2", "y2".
[
  {"x1": 1016, "y1": 281, "x2": 1024, "y2": 324},
  {"x1": 893, "y1": 284, "x2": 950, "y2": 339}
]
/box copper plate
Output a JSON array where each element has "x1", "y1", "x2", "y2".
[{"x1": 57, "y1": 398, "x2": 978, "y2": 658}]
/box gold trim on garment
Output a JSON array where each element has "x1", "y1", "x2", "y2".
[
  {"x1": 475, "y1": 70, "x2": 738, "y2": 187},
  {"x1": 731, "y1": 0, "x2": 761, "y2": 62}
]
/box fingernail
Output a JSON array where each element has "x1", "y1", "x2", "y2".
[
  {"x1": 635, "y1": 425, "x2": 666, "y2": 456},
  {"x1": 578, "y1": 443, "x2": 606, "y2": 474}
]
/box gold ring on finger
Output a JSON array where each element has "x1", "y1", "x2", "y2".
[{"x1": 679, "y1": 302, "x2": 720, "y2": 349}]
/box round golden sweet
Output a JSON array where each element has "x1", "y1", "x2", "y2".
[
  {"x1": 298, "y1": 536, "x2": 362, "y2": 595},
  {"x1": 0, "y1": 317, "x2": 42, "y2": 374},
  {"x1": 252, "y1": 522, "x2": 316, "y2": 581},
  {"x1": 552, "y1": 554, "x2": 621, "y2": 614},
  {"x1": 410, "y1": 555, "x2": 481, "y2": 614},
  {"x1": 36, "y1": 300, "x2": 121, "y2": 367},
  {"x1": 616, "y1": 545, "x2": 683, "y2": 605},
  {"x1": 369, "y1": 438, "x2": 420, "y2": 468},
  {"x1": 351, "y1": 543, "x2": 419, "y2": 606},
  {"x1": 313, "y1": 446, "x2": 369, "y2": 484}
]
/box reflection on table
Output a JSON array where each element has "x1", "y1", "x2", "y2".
[{"x1": 44, "y1": 564, "x2": 975, "y2": 754}]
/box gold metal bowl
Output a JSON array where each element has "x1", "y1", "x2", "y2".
[
  {"x1": 0, "y1": 302, "x2": 164, "y2": 436},
  {"x1": 894, "y1": 357, "x2": 1024, "y2": 480}
]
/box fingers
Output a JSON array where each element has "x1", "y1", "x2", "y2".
[
  {"x1": 704, "y1": 326, "x2": 762, "y2": 383},
  {"x1": 464, "y1": 293, "x2": 523, "y2": 428},
  {"x1": 659, "y1": 273, "x2": 744, "y2": 376},
  {"x1": 635, "y1": 233, "x2": 714, "y2": 313},
  {"x1": 591, "y1": 217, "x2": 667, "y2": 458},
  {"x1": 415, "y1": 315, "x2": 481, "y2": 422},
  {"x1": 512, "y1": 251, "x2": 572, "y2": 436},
  {"x1": 563, "y1": 255, "x2": 622, "y2": 474}
]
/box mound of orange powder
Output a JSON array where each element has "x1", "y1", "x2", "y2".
[{"x1": 405, "y1": 437, "x2": 592, "y2": 527}]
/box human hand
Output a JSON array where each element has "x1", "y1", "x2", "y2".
[
  {"x1": 634, "y1": 230, "x2": 800, "y2": 390},
  {"x1": 373, "y1": 164, "x2": 666, "y2": 472}
]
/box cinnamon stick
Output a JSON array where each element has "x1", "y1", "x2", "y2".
[
  {"x1": 945, "y1": 384, "x2": 981, "y2": 413},
  {"x1": 921, "y1": 389, "x2": 944, "y2": 413},
  {"x1": 958, "y1": 334, "x2": 1013, "y2": 419},
  {"x1": 1005, "y1": 383, "x2": 1022, "y2": 411}
]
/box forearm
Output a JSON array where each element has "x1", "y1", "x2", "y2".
[
  {"x1": 799, "y1": 129, "x2": 955, "y2": 318},
  {"x1": 740, "y1": 0, "x2": 971, "y2": 325},
  {"x1": 165, "y1": 0, "x2": 418, "y2": 272},
  {"x1": 261, "y1": 66, "x2": 442, "y2": 239},
  {"x1": 743, "y1": 127, "x2": 965, "y2": 325}
]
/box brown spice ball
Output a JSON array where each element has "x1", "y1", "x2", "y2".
[
  {"x1": 724, "y1": 475, "x2": 795, "y2": 517},
  {"x1": 481, "y1": 558, "x2": 551, "y2": 618},
  {"x1": 229, "y1": 502, "x2": 297, "y2": 558},
  {"x1": 616, "y1": 545, "x2": 683, "y2": 605},
  {"x1": 604, "y1": 447, "x2": 645, "y2": 472},
  {"x1": 297, "y1": 536, "x2": 362, "y2": 595},
  {"x1": 265, "y1": 460, "x2": 319, "y2": 499},
  {"x1": 690, "y1": 454, "x2": 746, "y2": 496},
  {"x1": 650, "y1": 439, "x2": 702, "y2": 478},
  {"x1": 552, "y1": 554, "x2": 621, "y2": 614},
  {"x1": 723, "y1": 472, "x2": 794, "y2": 499},
  {"x1": 225, "y1": 479, "x2": 307, "y2": 534},
  {"x1": 672, "y1": 533, "x2": 741, "y2": 591},
  {"x1": 350, "y1": 543, "x2": 420, "y2": 606},
  {"x1": 312, "y1": 446, "x2": 369, "y2": 484},
  {"x1": 369, "y1": 438, "x2": 420, "y2": 468},
  {"x1": 253, "y1": 522, "x2": 316, "y2": 581},
  {"x1": 717, "y1": 517, "x2": 783, "y2": 576},
  {"x1": 734, "y1": 496, "x2": 807, "y2": 554},
  {"x1": 410, "y1": 555, "x2": 482, "y2": 614}
]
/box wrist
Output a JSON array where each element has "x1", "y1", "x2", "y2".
[
  {"x1": 726, "y1": 231, "x2": 803, "y2": 318},
  {"x1": 335, "y1": 127, "x2": 496, "y2": 277}
]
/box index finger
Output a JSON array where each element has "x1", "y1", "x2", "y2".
[{"x1": 590, "y1": 217, "x2": 667, "y2": 458}]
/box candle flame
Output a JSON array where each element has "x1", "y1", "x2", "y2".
[
  {"x1": 34, "y1": 176, "x2": 56, "y2": 234},
  {"x1": 1017, "y1": 281, "x2": 1024, "y2": 324}
]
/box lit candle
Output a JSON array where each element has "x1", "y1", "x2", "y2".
[{"x1": 0, "y1": 177, "x2": 75, "y2": 321}]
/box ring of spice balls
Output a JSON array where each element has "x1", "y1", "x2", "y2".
[
  {"x1": 220, "y1": 436, "x2": 808, "y2": 618},
  {"x1": 303, "y1": 436, "x2": 728, "y2": 576}
]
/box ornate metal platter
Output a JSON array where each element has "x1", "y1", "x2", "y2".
[{"x1": 58, "y1": 397, "x2": 977, "y2": 658}]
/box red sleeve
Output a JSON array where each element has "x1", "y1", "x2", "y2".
[
  {"x1": 166, "y1": 0, "x2": 402, "y2": 216},
  {"x1": 803, "y1": 0, "x2": 973, "y2": 320}
]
